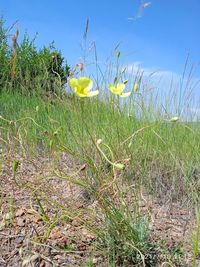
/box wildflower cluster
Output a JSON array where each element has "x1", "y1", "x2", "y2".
[{"x1": 69, "y1": 76, "x2": 134, "y2": 98}]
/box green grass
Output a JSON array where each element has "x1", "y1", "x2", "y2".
[
  {"x1": 1, "y1": 89, "x2": 200, "y2": 265},
  {"x1": 1, "y1": 91, "x2": 200, "y2": 197}
]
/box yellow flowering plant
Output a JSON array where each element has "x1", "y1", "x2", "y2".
[
  {"x1": 69, "y1": 77, "x2": 99, "y2": 97},
  {"x1": 108, "y1": 82, "x2": 131, "y2": 97},
  {"x1": 170, "y1": 116, "x2": 179, "y2": 122}
]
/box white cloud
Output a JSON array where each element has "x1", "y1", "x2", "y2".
[
  {"x1": 125, "y1": 61, "x2": 200, "y2": 97},
  {"x1": 125, "y1": 61, "x2": 181, "y2": 81},
  {"x1": 123, "y1": 61, "x2": 200, "y2": 121}
]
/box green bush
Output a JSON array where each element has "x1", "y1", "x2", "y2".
[{"x1": 0, "y1": 17, "x2": 70, "y2": 96}]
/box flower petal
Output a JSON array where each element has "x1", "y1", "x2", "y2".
[
  {"x1": 69, "y1": 78, "x2": 78, "y2": 91},
  {"x1": 120, "y1": 92, "x2": 131, "y2": 97},
  {"x1": 116, "y1": 83, "x2": 125, "y2": 92},
  {"x1": 170, "y1": 116, "x2": 179, "y2": 122},
  {"x1": 78, "y1": 77, "x2": 93, "y2": 93},
  {"x1": 87, "y1": 90, "x2": 99, "y2": 97},
  {"x1": 76, "y1": 93, "x2": 88, "y2": 97},
  {"x1": 108, "y1": 84, "x2": 116, "y2": 94}
]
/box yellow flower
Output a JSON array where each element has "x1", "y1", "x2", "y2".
[
  {"x1": 69, "y1": 77, "x2": 99, "y2": 97},
  {"x1": 108, "y1": 83, "x2": 131, "y2": 97},
  {"x1": 170, "y1": 116, "x2": 179, "y2": 122}
]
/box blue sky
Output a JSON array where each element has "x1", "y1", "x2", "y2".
[
  {"x1": 1, "y1": 0, "x2": 200, "y2": 118},
  {"x1": 1, "y1": 0, "x2": 200, "y2": 74}
]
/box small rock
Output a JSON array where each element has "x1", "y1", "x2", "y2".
[
  {"x1": 93, "y1": 257, "x2": 102, "y2": 264},
  {"x1": 64, "y1": 224, "x2": 71, "y2": 231},
  {"x1": 15, "y1": 208, "x2": 25, "y2": 217},
  {"x1": 16, "y1": 217, "x2": 26, "y2": 227},
  {"x1": 5, "y1": 212, "x2": 13, "y2": 220}
]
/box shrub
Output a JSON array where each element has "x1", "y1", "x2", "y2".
[{"x1": 0, "y1": 17, "x2": 70, "y2": 96}]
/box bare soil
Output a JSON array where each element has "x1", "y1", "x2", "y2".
[{"x1": 0, "y1": 152, "x2": 196, "y2": 266}]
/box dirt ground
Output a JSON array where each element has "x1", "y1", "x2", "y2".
[{"x1": 0, "y1": 152, "x2": 196, "y2": 266}]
